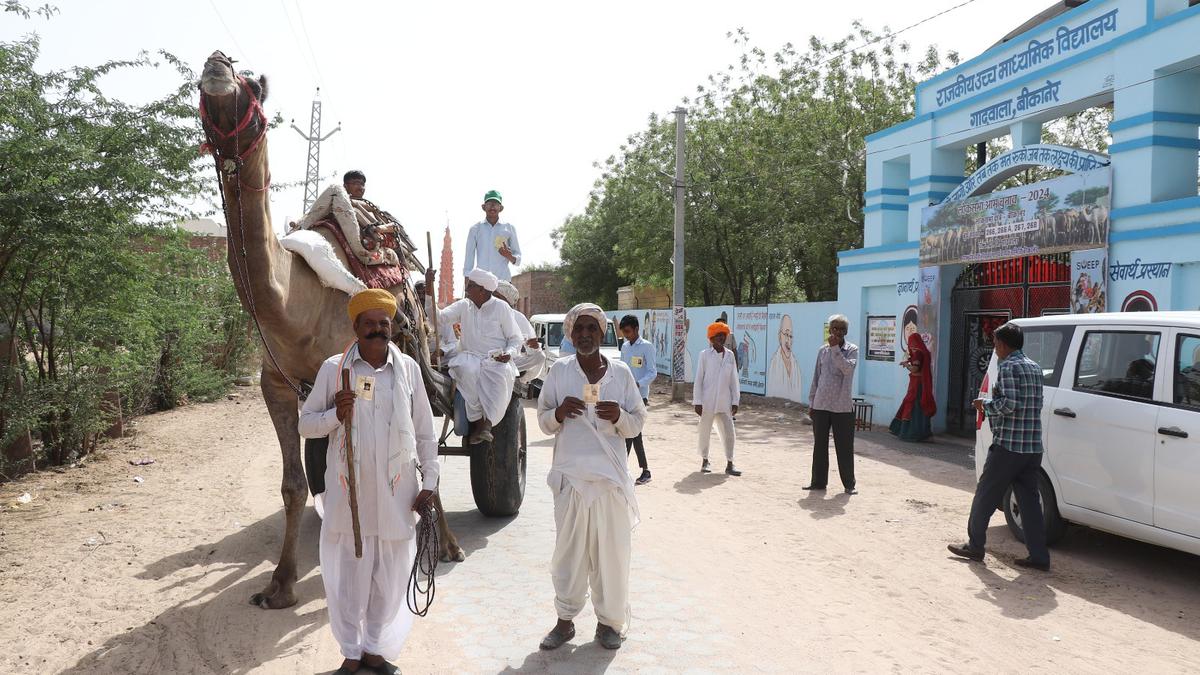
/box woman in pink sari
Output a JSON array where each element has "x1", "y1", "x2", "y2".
[{"x1": 889, "y1": 333, "x2": 937, "y2": 441}]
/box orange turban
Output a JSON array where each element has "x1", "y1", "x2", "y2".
[
  {"x1": 707, "y1": 322, "x2": 731, "y2": 339},
  {"x1": 347, "y1": 288, "x2": 397, "y2": 321}
]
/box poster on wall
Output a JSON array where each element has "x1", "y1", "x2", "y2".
[
  {"x1": 639, "y1": 309, "x2": 674, "y2": 375},
  {"x1": 765, "y1": 306, "x2": 805, "y2": 402},
  {"x1": 733, "y1": 307, "x2": 768, "y2": 395},
  {"x1": 917, "y1": 267, "x2": 940, "y2": 384},
  {"x1": 672, "y1": 305, "x2": 686, "y2": 382},
  {"x1": 920, "y1": 168, "x2": 1111, "y2": 267},
  {"x1": 900, "y1": 305, "x2": 920, "y2": 358},
  {"x1": 684, "y1": 306, "x2": 734, "y2": 382},
  {"x1": 1070, "y1": 247, "x2": 1108, "y2": 313},
  {"x1": 866, "y1": 316, "x2": 897, "y2": 361}
]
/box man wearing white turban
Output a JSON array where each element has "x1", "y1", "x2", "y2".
[
  {"x1": 424, "y1": 267, "x2": 523, "y2": 444},
  {"x1": 494, "y1": 280, "x2": 546, "y2": 384},
  {"x1": 537, "y1": 303, "x2": 645, "y2": 652}
]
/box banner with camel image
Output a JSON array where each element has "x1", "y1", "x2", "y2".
[{"x1": 919, "y1": 168, "x2": 1110, "y2": 267}]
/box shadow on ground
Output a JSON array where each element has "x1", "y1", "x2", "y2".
[{"x1": 62, "y1": 507, "x2": 325, "y2": 674}]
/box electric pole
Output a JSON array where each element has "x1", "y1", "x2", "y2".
[
  {"x1": 671, "y1": 107, "x2": 687, "y2": 402},
  {"x1": 290, "y1": 87, "x2": 342, "y2": 214}
]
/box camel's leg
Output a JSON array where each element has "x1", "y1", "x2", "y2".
[
  {"x1": 250, "y1": 366, "x2": 307, "y2": 609},
  {"x1": 433, "y1": 491, "x2": 465, "y2": 562}
]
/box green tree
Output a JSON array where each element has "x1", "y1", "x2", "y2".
[
  {"x1": 555, "y1": 26, "x2": 956, "y2": 305},
  {"x1": 1, "y1": 23, "x2": 252, "y2": 472}
]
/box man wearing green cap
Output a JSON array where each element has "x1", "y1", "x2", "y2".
[{"x1": 464, "y1": 190, "x2": 522, "y2": 282}]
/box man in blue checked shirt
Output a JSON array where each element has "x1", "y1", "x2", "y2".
[
  {"x1": 949, "y1": 322, "x2": 1050, "y2": 571},
  {"x1": 619, "y1": 315, "x2": 655, "y2": 485}
]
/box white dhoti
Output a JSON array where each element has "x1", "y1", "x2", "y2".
[
  {"x1": 450, "y1": 352, "x2": 516, "y2": 426},
  {"x1": 320, "y1": 528, "x2": 417, "y2": 660},
  {"x1": 697, "y1": 411, "x2": 736, "y2": 461},
  {"x1": 514, "y1": 348, "x2": 547, "y2": 384},
  {"x1": 551, "y1": 477, "x2": 632, "y2": 634}
]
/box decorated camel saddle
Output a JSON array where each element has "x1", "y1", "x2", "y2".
[{"x1": 280, "y1": 184, "x2": 422, "y2": 294}]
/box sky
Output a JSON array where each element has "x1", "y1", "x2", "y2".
[{"x1": 2, "y1": 0, "x2": 1055, "y2": 295}]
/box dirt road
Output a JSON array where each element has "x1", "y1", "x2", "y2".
[{"x1": 3, "y1": 389, "x2": 1199, "y2": 673}]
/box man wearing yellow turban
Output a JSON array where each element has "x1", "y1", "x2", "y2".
[
  {"x1": 299, "y1": 288, "x2": 440, "y2": 675},
  {"x1": 693, "y1": 321, "x2": 742, "y2": 476}
]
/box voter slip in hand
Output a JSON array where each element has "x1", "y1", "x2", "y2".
[{"x1": 582, "y1": 383, "x2": 600, "y2": 405}]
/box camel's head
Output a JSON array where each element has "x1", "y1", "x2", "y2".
[{"x1": 199, "y1": 50, "x2": 269, "y2": 165}]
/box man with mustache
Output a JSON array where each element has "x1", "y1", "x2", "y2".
[
  {"x1": 536, "y1": 303, "x2": 646, "y2": 651},
  {"x1": 299, "y1": 288, "x2": 439, "y2": 675},
  {"x1": 424, "y1": 267, "x2": 523, "y2": 444}
]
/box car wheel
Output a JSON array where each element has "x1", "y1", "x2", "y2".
[{"x1": 1003, "y1": 471, "x2": 1068, "y2": 546}]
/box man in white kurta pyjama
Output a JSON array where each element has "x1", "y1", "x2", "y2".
[
  {"x1": 298, "y1": 289, "x2": 440, "y2": 674},
  {"x1": 536, "y1": 304, "x2": 645, "y2": 651},
  {"x1": 427, "y1": 268, "x2": 522, "y2": 444},
  {"x1": 693, "y1": 321, "x2": 742, "y2": 476},
  {"x1": 495, "y1": 280, "x2": 547, "y2": 384}
]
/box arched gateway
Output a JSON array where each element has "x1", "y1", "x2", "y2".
[{"x1": 836, "y1": 0, "x2": 1200, "y2": 438}]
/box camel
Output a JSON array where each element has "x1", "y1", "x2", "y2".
[{"x1": 197, "y1": 51, "x2": 463, "y2": 610}]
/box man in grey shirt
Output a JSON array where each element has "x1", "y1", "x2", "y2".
[{"x1": 804, "y1": 314, "x2": 859, "y2": 494}]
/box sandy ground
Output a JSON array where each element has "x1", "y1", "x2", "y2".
[{"x1": 2, "y1": 386, "x2": 1200, "y2": 674}]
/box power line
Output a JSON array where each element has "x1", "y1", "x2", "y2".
[
  {"x1": 815, "y1": 0, "x2": 983, "y2": 68},
  {"x1": 207, "y1": 0, "x2": 257, "y2": 66},
  {"x1": 278, "y1": 0, "x2": 319, "y2": 85}
]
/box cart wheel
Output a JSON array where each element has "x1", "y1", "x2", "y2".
[{"x1": 469, "y1": 396, "x2": 527, "y2": 517}]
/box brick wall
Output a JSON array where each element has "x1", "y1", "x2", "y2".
[{"x1": 512, "y1": 270, "x2": 568, "y2": 317}]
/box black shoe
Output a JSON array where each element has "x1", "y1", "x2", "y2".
[
  {"x1": 802, "y1": 484, "x2": 826, "y2": 491},
  {"x1": 539, "y1": 624, "x2": 575, "y2": 650},
  {"x1": 1014, "y1": 556, "x2": 1050, "y2": 571},
  {"x1": 725, "y1": 462, "x2": 742, "y2": 476},
  {"x1": 845, "y1": 487, "x2": 858, "y2": 495},
  {"x1": 368, "y1": 660, "x2": 400, "y2": 675},
  {"x1": 947, "y1": 543, "x2": 984, "y2": 562},
  {"x1": 701, "y1": 459, "x2": 711, "y2": 473},
  {"x1": 595, "y1": 623, "x2": 624, "y2": 650},
  {"x1": 635, "y1": 469, "x2": 651, "y2": 485}
]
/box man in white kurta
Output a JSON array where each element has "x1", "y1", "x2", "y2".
[
  {"x1": 693, "y1": 321, "x2": 742, "y2": 476},
  {"x1": 495, "y1": 280, "x2": 546, "y2": 384},
  {"x1": 425, "y1": 267, "x2": 522, "y2": 444},
  {"x1": 298, "y1": 289, "x2": 439, "y2": 675},
  {"x1": 536, "y1": 304, "x2": 645, "y2": 651},
  {"x1": 766, "y1": 314, "x2": 805, "y2": 402}
]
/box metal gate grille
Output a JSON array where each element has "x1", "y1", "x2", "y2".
[{"x1": 947, "y1": 254, "x2": 1070, "y2": 436}]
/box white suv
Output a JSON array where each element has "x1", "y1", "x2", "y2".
[{"x1": 975, "y1": 312, "x2": 1200, "y2": 556}]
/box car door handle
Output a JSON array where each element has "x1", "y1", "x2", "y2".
[
  {"x1": 1158, "y1": 426, "x2": 1189, "y2": 439},
  {"x1": 1053, "y1": 407, "x2": 1076, "y2": 418}
]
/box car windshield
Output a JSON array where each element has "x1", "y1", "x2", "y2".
[{"x1": 545, "y1": 322, "x2": 618, "y2": 348}]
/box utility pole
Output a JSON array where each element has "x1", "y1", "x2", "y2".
[
  {"x1": 290, "y1": 87, "x2": 342, "y2": 214},
  {"x1": 671, "y1": 107, "x2": 687, "y2": 402}
]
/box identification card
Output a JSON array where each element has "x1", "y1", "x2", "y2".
[
  {"x1": 355, "y1": 375, "x2": 376, "y2": 401},
  {"x1": 582, "y1": 383, "x2": 600, "y2": 405},
  {"x1": 630, "y1": 356, "x2": 644, "y2": 368},
  {"x1": 494, "y1": 235, "x2": 508, "y2": 251}
]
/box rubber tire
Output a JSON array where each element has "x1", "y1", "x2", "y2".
[
  {"x1": 469, "y1": 396, "x2": 527, "y2": 517},
  {"x1": 1003, "y1": 470, "x2": 1068, "y2": 546}
]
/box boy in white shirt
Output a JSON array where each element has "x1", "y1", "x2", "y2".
[{"x1": 693, "y1": 322, "x2": 742, "y2": 476}]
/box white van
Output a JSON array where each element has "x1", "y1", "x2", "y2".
[
  {"x1": 975, "y1": 312, "x2": 1200, "y2": 556},
  {"x1": 528, "y1": 313, "x2": 622, "y2": 362}
]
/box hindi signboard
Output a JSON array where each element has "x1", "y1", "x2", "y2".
[{"x1": 920, "y1": 168, "x2": 1110, "y2": 267}]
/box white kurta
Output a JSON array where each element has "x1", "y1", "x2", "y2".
[
  {"x1": 298, "y1": 344, "x2": 440, "y2": 659},
  {"x1": 509, "y1": 306, "x2": 545, "y2": 383},
  {"x1": 766, "y1": 350, "x2": 805, "y2": 402},
  {"x1": 693, "y1": 347, "x2": 739, "y2": 461},
  {"x1": 431, "y1": 296, "x2": 522, "y2": 426},
  {"x1": 537, "y1": 356, "x2": 646, "y2": 634}
]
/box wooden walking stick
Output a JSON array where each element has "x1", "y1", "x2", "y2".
[
  {"x1": 340, "y1": 369, "x2": 364, "y2": 558},
  {"x1": 426, "y1": 231, "x2": 441, "y2": 371}
]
